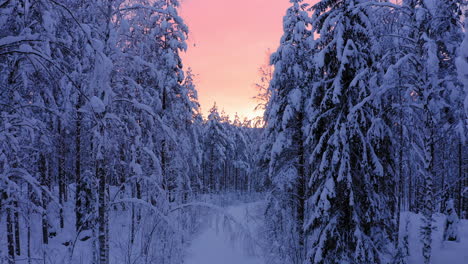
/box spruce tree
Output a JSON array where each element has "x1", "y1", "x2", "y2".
[
  {"x1": 203, "y1": 104, "x2": 228, "y2": 193},
  {"x1": 263, "y1": 0, "x2": 313, "y2": 262},
  {"x1": 459, "y1": 18, "x2": 468, "y2": 117},
  {"x1": 306, "y1": 0, "x2": 396, "y2": 262}
]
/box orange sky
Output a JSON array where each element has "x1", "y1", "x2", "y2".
[{"x1": 179, "y1": 0, "x2": 291, "y2": 120}]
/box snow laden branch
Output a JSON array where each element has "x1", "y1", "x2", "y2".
[
  {"x1": 114, "y1": 4, "x2": 168, "y2": 16},
  {"x1": 110, "y1": 198, "x2": 175, "y2": 228}
]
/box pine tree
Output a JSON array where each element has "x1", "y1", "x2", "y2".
[
  {"x1": 182, "y1": 68, "x2": 204, "y2": 195},
  {"x1": 262, "y1": 0, "x2": 313, "y2": 262},
  {"x1": 456, "y1": 6, "x2": 468, "y2": 220},
  {"x1": 306, "y1": 0, "x2": 396, "y2": 262},
  {"x1": 203, "y1": 104, "x2": 228, "y2": 193},
  {"x1": 232, "y1": 114, "x2": 252, "y2": 192},
  {"x1": 459, "y1": 16, "x2": 468, "y2": 118},
  {"x1": 431, "y1": 0, "x2": 465, "y2": 219}
]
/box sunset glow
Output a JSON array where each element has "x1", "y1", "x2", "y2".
[{"x1": 179, "y1": 0, "x2": 291, "y2": 120}]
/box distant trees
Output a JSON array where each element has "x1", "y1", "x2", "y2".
[
  {"x1": 200, "y1": 103, "x2": 257, "y2": 194},
  {"x1": 202, "y1": 104, "x2": 228, "y2": 193}
]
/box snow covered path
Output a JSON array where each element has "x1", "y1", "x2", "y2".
[{"x1": 185, "y1": 202, "x2": 264, "y2": 264}]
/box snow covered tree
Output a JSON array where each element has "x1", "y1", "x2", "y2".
[
  {"x1": 430, "y1": 0, "x2": 466, "y2": 220},
  {"x1": 203, "y1": 103, "x2": 228, "y2": 193},
  {"x1": 458, "y1": 15, "x2": 468, "y2": 118},
  {"x1": 443, "y1": 199, "x2": 460, "y2": 242},
  {"x1": 182, "y1": 68, "x2": 204, "y2": 194},
  {"x1": 262, "y1": 1, "x2": 313, "y2": 263},
  {"x1": 305, "y1": 0, "x2": 396, "y2": 263},
  {"x1": 1, "y1": 0, "x2": 203, "y2": 263},
  {"x1": 456, "y1": 7, "x2": 468, "y2": 219},
  {"x1": 0, "y1": 0, "x2": 70, "y2": 261},
  {"x1": 150, "y1": 0, "x2": 190, "y2": 203},
  {"x1": 111, "y1": 1, "x2": 197, "y2": 261},
  {"x1": 384, "y1": 1, "x2": 465, "y2": 262},
  {"x1": 231, "y1": 114, "x2": 252, "y2": 192}
]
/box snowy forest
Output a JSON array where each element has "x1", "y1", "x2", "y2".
[{"x1": 0, "y1": 0, "x2": 467, "y2": 264}]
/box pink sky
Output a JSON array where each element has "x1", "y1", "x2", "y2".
[{"x1": 179, "y1": 0, "x2": 291, "y2": 120}]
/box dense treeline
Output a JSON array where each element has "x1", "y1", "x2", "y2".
[
  {"x1": 0, "y1": 1, "x2": 258, "y2": 263},
  {"x1": 260, "y1": 0, "x2": 467, "y2": 264}
]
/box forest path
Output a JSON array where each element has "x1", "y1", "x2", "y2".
[{"x1": 184, "y1": 202, "x2": 264, "y2": 264}]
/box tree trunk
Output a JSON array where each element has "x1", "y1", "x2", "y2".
[
  {"x1": 118, "y1": 145, "x2": 126, "y2": 210},
  {"x1": 27, "y1": 186, "x2": 32, "y2": 264},
  {"x1": 75, "y1": 96, "x2": 82, "y2": 232},
  {"x1": 161, "y1": 86, "x2": 168, "y2": 199},
  {"x1": 97, "y1": 157, "x2": 108, "y2": 264},
  {"x1": 92, "y1": 225, "x2": 98, "y2": 264},
  {"x1": 7, "y1": 205, "x2": 15, "y2": 264},
  {"x1": 296, "y1": 113, "x2": 306, "y2": 263},
  {"x1": 58, "y1": 119, "x2": 65, "y2": 229},
  {"x1": 14, "y1": 200, "x2": 20, "y2": 256},
  {"x1": 136, "y1": 181, "x2": 141, "y2": 222},
  {"x1": 396, "y1": 88, "x2": 404, "y2": 245},
  {"x1": 458, "y1": 140, "x2": 463, "y2": 217},
  {"x1": 235, "y1": 167, "x2": 239, "y2": 191},
  {"x1": 408, "y1": 127, "x2": 414, "y2": 212},
  {"x1": 421, "y1": 107, "x2": 434, "y2": 264},
  {"x1": 161, "y1": 140, "x2": 167, "y2": 190},
  {"x1": 105, "y1": 182, "x2": 110, "y2": 263},
  {"x1": 130, "y1": 204, "x2": 135, "y2": 245},
  {"x1": 225, "y1": 162, "x2": 228, "y2": 191},
  {"x1": 210, "y1": 147, "x2": 214, "y2": 193},
  {"x1": 441, "y1": 144, "x2": 448, "y2": 213},
  {"x1": 39, "y1": 153, "x2": 49, "y2": 245}
]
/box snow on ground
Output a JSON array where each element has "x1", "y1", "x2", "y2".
[
  {"x1": 403, "y1": 212, "x2": 468, "y2": 264},
  {"x1": 3, "y1": 192, "x2": 468, "y2": 264},
  {"x1": 185, "y1": 207, "x2": 468, "y2": 264},
  {"x1": 185, "y1": 202, "x2": 264, "y2": 264}
]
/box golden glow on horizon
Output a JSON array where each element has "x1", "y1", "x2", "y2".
[{"x1": 179, "y1": 0, "x2": 291, "y2": 120}]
